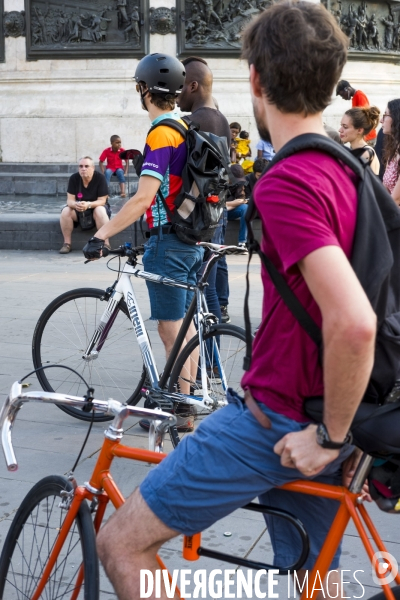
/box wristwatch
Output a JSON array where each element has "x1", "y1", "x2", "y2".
[
  {"x1": 88, "y1": 202, "x2": 92, "y2": 209},
  {"x1": 316, "y1": 423, "x2": 352, "y2": 449}
]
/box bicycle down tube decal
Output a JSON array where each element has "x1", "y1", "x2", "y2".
[{"x1": 126, "y1": 290, "x2": 158, "y2": 384}]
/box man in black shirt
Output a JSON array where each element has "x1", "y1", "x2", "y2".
[
  {"x1": 60, "y1": 156, "x2": 110, "y2": 253},
  {"x1": 178, "y1": 56, "x2": 231, "y2": 142},
  {"x1": 178, "y1": 56, "x2": 231, "y2": 323}
]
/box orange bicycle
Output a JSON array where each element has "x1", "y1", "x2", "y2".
[{"x1": 0, "y1": 381, "x2": 399, "y2": 600}]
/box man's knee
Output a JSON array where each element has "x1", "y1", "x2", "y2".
[
  {"x1": 60, "y1": 206, "x2": 76, "y2": 222},
  {"x1": 97, "y1": 488, "x2": 178, "y2": 560},
  {"x1": 93, "y1": 206, "x2": 109, "y2": 221}
]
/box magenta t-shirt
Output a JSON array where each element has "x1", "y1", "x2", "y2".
[{"x1": 241, "y1": 149, "x2": 358, "y2": 422}]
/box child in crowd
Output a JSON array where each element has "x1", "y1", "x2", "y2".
[
  {"x1": 99, "y1": 135, "x2": 128, "y2": 197},
  {"x1": 229, "y1": 121, "x2": 241, "y2": 163},
  {"x1": 236, "y1": 130, "x2": 252, "y2": 158},
  {"x1": 236, "y1": 130, "x2": 253, "y2": 173}
]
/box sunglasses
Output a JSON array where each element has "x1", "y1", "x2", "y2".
[{"x1": 79, "y1": 165, "x2": 92, "y2": 168}]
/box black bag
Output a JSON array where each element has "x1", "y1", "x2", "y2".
[
  {"x1": 244, "y1": 133, "x2": 400, "y2": 407},
  {"x1": 75, "y1": 177, "x2": 96, "y2": 230},
  {"x1": 135, "y1": 117, "x2": 231, "y2": 245},
  {"x1": 77, "y1": 209, "x2": 95, "y2": 230}
]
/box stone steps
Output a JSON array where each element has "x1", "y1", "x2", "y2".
[
  {"x1": 0, "y1": 163, "x2": 139, "y2": 196},
  {"x1": 0, "y1": 213, "x2": 261, "y2": 251}
]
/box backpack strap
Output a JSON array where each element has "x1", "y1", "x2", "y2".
[
  {"x1": 243, "y1": 133, "x2": 364, "y2": 370},
  {"x1": 148, "y1": 118, "x2": 188, "y2": 140}
]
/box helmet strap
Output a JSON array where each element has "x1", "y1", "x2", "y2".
[{"x1": 139, "y1": 85, "x2": 149, "y2": 112}]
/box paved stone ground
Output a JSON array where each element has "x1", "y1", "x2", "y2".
[{"x1": 0, "y1": 250, "x2": 396, "y2": 599}]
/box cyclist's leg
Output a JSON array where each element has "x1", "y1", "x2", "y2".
[
  {"x1": 142, "y1": 234, "x2": 203, "y2": 393},
  {"x1": 97, "y1": 391, "x2": 352, "y2": 598},
  {"x1": 97, "y1": 488, "x2": 179, "y2": 600},
  {"x1": 199, "y1": 213, "x2": 225, "y2": 323}
]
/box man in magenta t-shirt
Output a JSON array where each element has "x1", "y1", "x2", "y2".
[{"x1": 94, "y1": 5, "x2": 377, "y2": 597}]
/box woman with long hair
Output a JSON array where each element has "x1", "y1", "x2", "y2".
[
  {"x1": 382, "y1": 99, "x2": 400, "y2": 205},
  {"x1": 339, "y1": 106, "x2": 381, "y2": 175}
]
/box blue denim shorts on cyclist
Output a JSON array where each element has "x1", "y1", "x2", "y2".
[
  {"x1": 142, "y1": 232, "x2": 204, "y2": 321},
  {"x1": 140, "y1": 389, "x2": 353, "y2": 570}
]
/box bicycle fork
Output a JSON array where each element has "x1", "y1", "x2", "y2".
[
  {"x1": 82, "y1": 282, "x2": 160, "y2": 387},
  {"x1": 82, "y1": 291, "x2": 123, "y2": 360}
]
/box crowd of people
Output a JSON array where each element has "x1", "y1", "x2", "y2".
[
  {"x1": 77, "y1": 1, "x2": 390, "y2": 597},
  {"x1": 56, "y1": 5, "x2": 400, "y2": 595}
]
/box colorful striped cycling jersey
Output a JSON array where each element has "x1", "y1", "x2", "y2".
[{"x1": 141, "y1": 112, "x2": 187, "y2": 229}]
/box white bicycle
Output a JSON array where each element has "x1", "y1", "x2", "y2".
[{"x1": 32, "y1": 242, "x2": 250, "y2": 446}]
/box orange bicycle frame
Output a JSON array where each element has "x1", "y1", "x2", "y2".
[{"x1": 30, "y1": 436, "x2": 400, "y2": 600}]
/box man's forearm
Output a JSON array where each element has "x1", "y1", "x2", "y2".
[{"x1": 322, "y1": 323, "x2": 375, "y2": 443}]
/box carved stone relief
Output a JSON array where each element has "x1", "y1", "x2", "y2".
[
  {"x1": 4, "y1": 11, "x2": 26, "y2": 37},
  {"x1": 324, "y1": 0, "x2": 400, "y2": 62},
  {"x1": 0, "y1": 0, "x2": 4, "y2": 62},
  {"x1": 177, "y1": 0, "x2": 266, "y2": 57},
  {"x1": 150, "y1": 7, "x2": 176, "y2": 35},
  {"x1": 24, "y1": 0, "x2": 148, "y2": 60}
]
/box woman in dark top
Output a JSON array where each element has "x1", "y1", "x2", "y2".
[
  {"x1": 339, "y1": 106, "x2": 380, "y2": 174},
  {"x1": 59, "y1": 156, "x2": 111, "y2": 254}
]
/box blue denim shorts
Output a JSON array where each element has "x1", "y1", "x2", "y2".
[
  {"x1": 142, "y1": 233, "x2": 204, "y2": 321},
  {"x1": 140, "y1": 389, "x2": 353, "y2": 569}
]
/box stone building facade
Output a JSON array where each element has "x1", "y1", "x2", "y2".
[{"x1": 1, "y1": 0, "x2": 400, "y2": 163}]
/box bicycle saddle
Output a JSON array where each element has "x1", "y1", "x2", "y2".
[{"x1": 304, "y1": 397, "x2": 400, "y2": 457}]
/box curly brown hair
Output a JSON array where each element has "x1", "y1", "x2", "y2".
[
  {"x1": 345, "y1": 106, "x2": 380, "y2": 137},
  {"x1": 149, "y1": 93, "x2": 176, "y2": 111},
  {"x1": 241, "y1": 0, "x2": 348, "y2": 115},
  {"x1": 383, "y1": 99, "x2": 400, "y2": 167}
]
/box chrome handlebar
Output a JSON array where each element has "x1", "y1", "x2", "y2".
[
  {"x1": 0, "y1": 382, "x2": 177, "y2": 471},
  {"x1": 197, "y1": 242, "x2": 248, "y2": 256}
]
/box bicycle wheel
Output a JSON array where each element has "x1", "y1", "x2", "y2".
[
  {"x1": 32, "y1": 288, "x2": 146, "y2": 422},
  {"x1": 0, "y1": 475, "x2": 99, "y2": 600},
  {"x1": 168, "y1": 323, "x2": 247, "y2": 447}
]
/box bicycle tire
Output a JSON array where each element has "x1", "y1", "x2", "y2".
[
  {"x1": 32, "y1": 288, "x2": 146, "y2": 422},
  {"x1": 0, "y1": 475, "x2": 99, "y2": 600},
  {"x1": 168, "y1": 323, "x2": 247, "y2": 447},
  {"x1": 367, "y1": 585, "x2": 400, "y2": 600}
]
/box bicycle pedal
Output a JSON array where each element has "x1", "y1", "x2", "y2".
[{"x1": 141, "y1": 388, "x2": 174, "y2": 412}]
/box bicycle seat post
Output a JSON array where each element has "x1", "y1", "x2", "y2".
[{"x1": 348, "y1": 453, "x2": 374, "y2": 495}]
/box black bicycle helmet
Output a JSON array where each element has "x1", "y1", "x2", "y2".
[{"x1": 134, "y1": 53, "x2": 185, "y2": 98}]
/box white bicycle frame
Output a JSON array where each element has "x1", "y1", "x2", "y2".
[{"x1": 82, "y1": 260, "x2": 226, "y2": 411}]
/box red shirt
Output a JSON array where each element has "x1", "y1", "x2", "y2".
[
  {"x1": 241, "y1": 150, "x2": 358, "y2": 422},
  {"x1": 352, "y1": 90, "x2": 376, "y2": 142},
  {"x1": 99, "y1": 147, "x2": 126, "y2": 171}
]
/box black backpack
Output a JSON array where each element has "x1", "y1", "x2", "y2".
[
  {"x1": 244, "y1": 133, "x2": 400, "y2": 406},
  {"x1": 135, "y1": 117, "x2": 231, "y2": 245}
]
